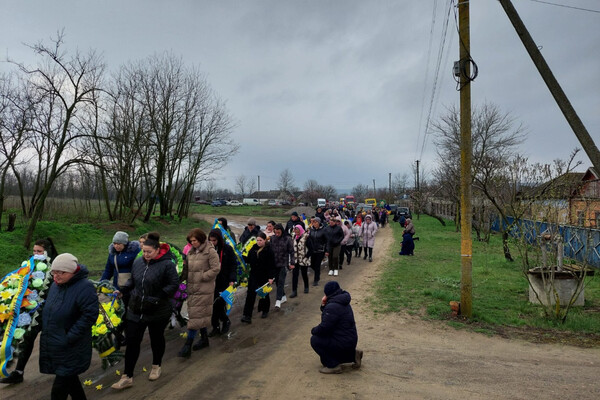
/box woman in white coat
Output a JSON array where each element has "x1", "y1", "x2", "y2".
[{"x1": 359, "y1": 215, "x2": 378, "y2": 262}]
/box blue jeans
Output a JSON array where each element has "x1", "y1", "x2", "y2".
[{"x1": 275, "y1": 267, "x2": 287, "y2": 300}]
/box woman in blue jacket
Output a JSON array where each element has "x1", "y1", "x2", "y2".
[
  {"x1": 39, "y1": 253, "x2": 99, "y2": 400},
  {"x1": 101, "y1": 231, "x2": 140, "y2": 290},
  {"x1": 310, "y1": 281, "x2": 362, "y2": 374}
]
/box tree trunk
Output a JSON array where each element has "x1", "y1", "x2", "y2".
[{"x1": 7, "y1": 213, "x2": 16, "y2": 232}]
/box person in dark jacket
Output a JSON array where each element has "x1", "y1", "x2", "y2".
[
  {"x1": 101, "y1": 231, "x2": 141, "y2": 290},
  {"x1": 315, "y1": 207, "x2": 326, "y2": 222},
  {"x1": 40, "y1": 253, "x2": 99, "y2": 400},
  {"x1": 310, "y1": 281, "x2": 362, "y2": 374},
  {"x1": 324, "y1": 217, "x2": 344, "y2": 277},
  {"x1": 111, "y1": 232, "x2": 179, "y2": 390},
  {"x1": 399, "y1": 232, "x2": 415, "y2": 256},
  {"x1": 270, "y1": 224, "x2": 295, "y2": 309},
  {"x1": 241, "y1": 232, "x2": 277, "y2": 322},
  {"x1": 285, "y1": 211, "x2": 305, "y2": 235},
  {"x1": 238, "y1": 218, "x2": 261, "y2": 245},
  {"x1": 217, "y1": 217, "x2": 236, "y2": 243},
  {"x1": 1, "y1": 237, "x2": 58, "y2": 385},
  {"x1": 306, "y1": 217, "x2": 327, "y2": 286},
  {"x1": 208, "y1": 229, "x2": 237, "y2": 336}
]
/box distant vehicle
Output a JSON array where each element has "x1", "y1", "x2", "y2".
[
  {"x1": 388, "y1": 204, "x2": 398, "y2": 213},
  {"x1": 397, "y1": 207, "x2": 411, "y2": 219},
  {"x1": 365, "y1": 198, "x2": 376, "y2": 206},
  {"x1": 267, "y1": 199, "x2": 280, "y2": 206},
  {"x1": 297, "y1": 202, "x2": 307, "y2": 206},
  {"x1": 344, "y1": 195, "x2": 355, "y2": 206},
  {"x1": 356, "y1": 203, "x2": 373, "y2": 212},
  {"x1": 243, "y1": 198, "x2": 260, "y2": 206},
  {"x1": 226, "y1": 200, "x2": 242, "y2": 206},
  {"x1": 211, "y1": 199, "x2": 227, "y2": 207},
  {"x1": 280, "y1": 200, "x2": 291, "y2": 206},
  {"x1": 317, "y1": 198, "x2": 327, "y2": 207},
  {"x1": 194, "y1": 197, "x2": 210, "y2": 205}
]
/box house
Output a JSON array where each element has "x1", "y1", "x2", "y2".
[{"x1": 569, "y1": 167, "x2": 600, "y2": 227}]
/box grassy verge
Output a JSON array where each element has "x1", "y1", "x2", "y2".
[{"x1": 371, "y1": 215, "x2": 600, "y2": 344}]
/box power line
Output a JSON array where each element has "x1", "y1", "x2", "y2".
[{"x1": 526, "y1": 0, "x2": 600, "y2": 14}]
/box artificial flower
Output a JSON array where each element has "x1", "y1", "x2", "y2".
[
  {"x1": 13, "y1": 328, "x2": 26, "y2": 340},
  {"x1": 84, "y1": 380, "x2": 92, "y2": 386},
  {"x1": 95, "y1": 384, "x2": 103, "y2": 390},
  {"x1": 116, "y1": 370, "x2": 121, "y2": 376}
]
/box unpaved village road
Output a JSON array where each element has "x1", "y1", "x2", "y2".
[{"x1": 2, "y1": 215, "x2": 599, "y2": 399}]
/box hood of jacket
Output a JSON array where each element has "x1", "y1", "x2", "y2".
[{"x1": 326, "y1": 289, "x2": 351, "y2": 306}]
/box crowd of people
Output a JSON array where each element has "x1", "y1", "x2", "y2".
[{"x1": 1, "y1": 205, "x2": 411, "y2": 397}]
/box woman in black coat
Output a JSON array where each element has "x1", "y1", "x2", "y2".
[
  {"x1": 111, "y1": 232, "x2": 179, "y2": 390},
  {"x1": 310, "y1": 281, "x2": 362, "y2": 374},
  {"x1": 241, "y1": 232, "x2": 277, "y2": 323},
  {"x1": 40, "y1": 253, "x2": 99, "y2": 400},
  {"x1": 208, "y1": 229, "x2": 238, "y2": 336}
]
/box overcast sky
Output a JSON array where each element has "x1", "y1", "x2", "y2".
[{"x1": 2, "y1": 1, "x2": 599, "y2": 193}]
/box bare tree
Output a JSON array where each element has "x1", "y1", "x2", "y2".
[
  {"x1": 432, "y1": 102, "x2": 526, "y2": 258},
  {"x1": 392, "y1": 173, "x2": 409, "y2": 199},
  {"x1": 351, "y1": 183, "x2": 369, "y2": 202},
  {"x1": 235, "y1": 174, "x2": 248, "y2": 197},
  {"x1": 277, "y1": 168, "x2": 294, "y2": 193},
  {"x1": 9, "y1": 33, "x2": 105, "y2": 248}
]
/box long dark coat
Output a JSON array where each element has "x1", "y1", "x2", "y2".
[{"x1": 40, "y1": 265, "x2": 99, "y2": 376}]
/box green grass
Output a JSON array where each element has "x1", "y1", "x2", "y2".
[
  {"x1": 0, "y1": 216, "x2": 212, "y2": 279},
  {"x1": 373, "y1": 215, "x2": 600, "y2": 337}
]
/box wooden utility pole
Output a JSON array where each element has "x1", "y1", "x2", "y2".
[
  {"x1": 416, "y1": 160, "x2": 420, "y2": 191},
  {"x1": 498, "y1": 0, "x2": 600, "y2": 171},
  {"x1": 258, "y1": 175, "x2": 260, "y2": 192},
  {"x1": 459, "y1": 0, "x2": 473, "y2": 318}
]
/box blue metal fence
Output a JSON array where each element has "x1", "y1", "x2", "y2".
[{"x1": 491, "y1": 217, "x2": 600, "y2": 268}]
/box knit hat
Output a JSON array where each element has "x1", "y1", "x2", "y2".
[
  {"x1": 291, "y1": 211, "x2": 299, "y2": 217},
  {"x1": 313, "y1": 217, "x2": 321, "y2": 223},
  {"x1": 324, "y1": 281, "x2": 341, "y2": 297},
  {"x1": 51, "y1": 253, "x2": 79, "y2": 274},
  {"x1": 247, "y1": 218, "x2": 257, "y2": 226},
  {"x1": 112, "y1": 231, "x2": 129, "y2": 245}
]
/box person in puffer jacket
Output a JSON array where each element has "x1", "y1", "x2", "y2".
[
  {"x1": 310, "y1": 281, "x2": 362, "y2": 374},
  {"x1": 111, "y1": 231, "x2": 179, "y2": 390},
  {"x1": 101, "y1": 231, "x2": 140, "y2": 290},
  {"x1": 39, "y1": 253, "x2": 99, "y2": 399}
]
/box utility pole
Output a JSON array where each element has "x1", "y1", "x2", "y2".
[
  {"x1": 389, "y1": 172, "x2": 392, "y2": 199},
  {"x1": 257, "y1": 175, "x2": 260, "y2": 192},
  {"x1": 498, "y1": 0, "x2": 600, "y2": 171},
  {"x1": 458, "y1": 0, "x2": 473, "y2": 318},
  {"x1": 416, "y1": 160, "x2": 420, "y2": 191},
  {"x1": 372, "y1": 179, "x2": 376, "y2": 196}
]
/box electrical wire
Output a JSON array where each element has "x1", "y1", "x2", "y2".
[
  {"x1": 452, "y1": 0, "x2": 479, "y2": 91},
  {"x1": 526, "y1": 0, "x2": 600, "y2": 14}
]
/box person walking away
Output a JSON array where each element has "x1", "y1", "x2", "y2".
[
  {"x1": 111, "y1": 232, "x2": 179, "y2": 389},
  {"x1": 177, "y1": 228, "x2": 221, "y2": 358},
  {"x1": 40, "y1": 253, "x2": 99, "y2": 400},
  {"x1": 241, "y1": 232, "x2": 276, "y2": 322},
  {"x1": 342, "y1": 220, "x2": 355, "y2": 266},
  {"x1": 291, "y1": 225, "x2": 310, "y2": 297},
  {"x1": 310, "y1": 281, "x2": 362, "y2": 374},
  {"x1": 207, "y1": 229, "x2": 237, "y2": 337},
  {"x1": 1, "y1": 238, "x2": 58, "y2": 385},
  {"x1": 306, "y1": 217, "x2": 327, "y2": 286},
  {"x1": 239, "y1": 218, "x2": 261, "y2": 245},
  {"x1": 324, "y1": 217, "x2": 344, "y2": 277},
  {"x1": 360, "y1": 215, "x2": 378, "y2": 262},
  {"x1": 270, "y1": 224, "x2": 295, "y2": 309}
]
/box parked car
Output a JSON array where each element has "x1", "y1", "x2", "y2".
[
  {"x1": 267, "y1": 199, "x2": 280, "y2": 206},
  {"x1": 226, "y1": 200, "x2": 242, "y2": 206},
  {"x1": 194, "y1": 198, "x2": 210, "y2": 205},
  {"x1": 211, "y1": 199, "x2": 227, "y2": 207},
  {"x1": 397, "y1": 207, "x2": 412, "y2": 219}
]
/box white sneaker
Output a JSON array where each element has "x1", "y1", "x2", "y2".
[
  {"x1": 275, "y1": 300, "x2": 281, "y2": 309},
  {"x1": 328, "y1": 270, "x2": 334, "y2": 276},
  {"x1": 334, "y1": 270, "x2": 339, "y2": 276},
  {"x1": 281, "y1": 295, "x2": 287, "y2": 304},
  {"x1": 148, "y1": 365, "x2": 161, "y2": 381}
]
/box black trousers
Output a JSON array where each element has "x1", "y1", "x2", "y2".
[
  {"x1": 292, "y1": 264, "x2": 309, "y2": 291},
  {"x1": 310, "y1": 252, "x2": 324, "y2": 283},
  {"x1": 339, "y1": 244, "x2": 352, "y2": 265},
  {"x1": 243, "y1": 276, "x2": 270, "y2": 317},
  {"x1": 124, "y1": 317, "x2": 170, "y2": 377},
  {"x1": 51, "y1": 375, "x2": 86, "y2": 400},
  {"x1": 211, "y1": 293, "x2": 229, "y2": 328},
  {"x1": 15, "y1": 319, "x2": 41, "y2": 371}
]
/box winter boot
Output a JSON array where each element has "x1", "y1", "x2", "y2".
[
  {"x1": 207, "y1": 326, "x2": 220, "y2": 337},
  {"x1": 178, "y1": 338, "x2": 193, "y2": 358},
  {"x1": 221, "y1": 319, "x2": 231, "y2": 335},
  {"x1": 193, "y1": 328, "x2": 209, "y2": 350}
]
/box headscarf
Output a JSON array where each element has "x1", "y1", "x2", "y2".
[{"x1": 294, "y1": 224, "x2": 305, "y2": 239}]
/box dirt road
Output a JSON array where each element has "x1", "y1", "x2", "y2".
[{"x1": 2, "y1": 215, "x2": 599, "y2": 399}]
